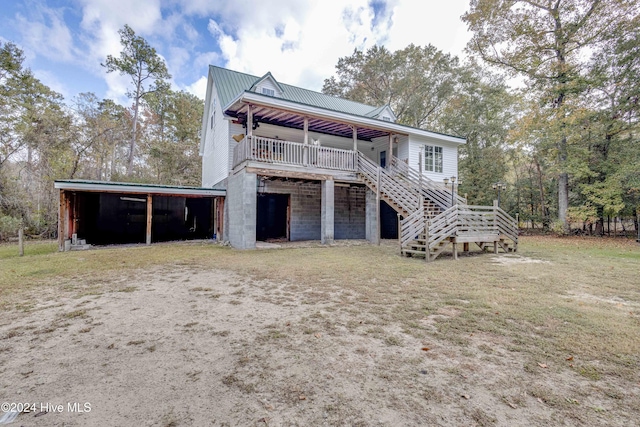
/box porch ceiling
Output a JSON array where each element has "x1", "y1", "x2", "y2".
[{"x1": 226, "y1": 103, "x2": 393, "y2": 142}]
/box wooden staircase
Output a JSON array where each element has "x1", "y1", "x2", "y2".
[{"x1": 356, "y1": 152, "x2": 518, "y2": 261}]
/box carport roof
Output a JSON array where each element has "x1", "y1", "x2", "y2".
[{"x1": 54, "y1": 180, "x2": 225, "y2": 197}]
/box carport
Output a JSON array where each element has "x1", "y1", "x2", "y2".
[{"x1": 54, "y1": 180, "x2": 225, "y2": 251}]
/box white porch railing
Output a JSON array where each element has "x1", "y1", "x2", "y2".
[{"x1": 233, "y1": 136, "x2": 357, "y2": 172}]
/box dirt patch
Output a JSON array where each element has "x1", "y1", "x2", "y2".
[
  {"x1": 0, "y1": 264, "x2": 633, "y2": 426},
  {"x1": 490, "y1": 255, "x2": 550, "y2": 265},
  {"x1": 1, "y1": 238, "x2": 639, "y2": 426}
]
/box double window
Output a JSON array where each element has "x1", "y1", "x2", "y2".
[
  {"x1": 262, "y1": 87, "x2": 275, "y2": 96},
  {"x1": 424, "y1": 145, "x2": 443, "y2": 173}
]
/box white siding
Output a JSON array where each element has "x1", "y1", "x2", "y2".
[
  {"x1": 407, "y1": 135, "x2": 460, "y2": 182},
  {"x1": 255, "y1": 78, "x2": 282, "y2": 97},
  {"x1": 228, "y1": 122, "x2": 244, "y2": 172},
  {"x1": 397, "y1": 135, "x2": 409, "y2": 161},
  {"x1": 201, "y1": 82, "x2": 231, "y2": 187}
]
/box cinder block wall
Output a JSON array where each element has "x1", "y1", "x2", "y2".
[
  {"x1": 261, "y1": 180, "x2": 366, "y2": 241},
  {"x1": 334, "y1": 185, "x2": 366, "y2": 239},
  {"x1": 227, "y1": 170, "x2": 257, "y2": 249}
]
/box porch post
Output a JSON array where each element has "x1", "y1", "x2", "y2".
[
  {"x1": 388, "y1": 133, "x2": 393, "y2": 168},
  {"x1": 303, "y1": 116, "x2": 309, "y2": 166},
  {"x1": 146, "y1": 194, "x2": 152, "y2": 245},
  {"x1": 352, "y1": 126, "x2": 357, "y2": 151},
  {"x1": 247, "y1": 104, "x2": 253, "y2": 138},
  {"x1": 321, "y1": 179, "x2": 335, "y2": 245}
]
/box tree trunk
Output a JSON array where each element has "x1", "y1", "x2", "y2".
[
  {"x1": 128, "y1": 98, "x2": 139, "y2": 176},
  {"x1": 558, "y1": 171, "x2": 569, "y2": 232},
  {"x1": 534, "y1": 157, "x2": 548, "y2": 229}
]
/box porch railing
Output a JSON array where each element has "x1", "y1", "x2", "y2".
[{"x1": 233, "y1": 136, "x2": 357, "y2": 172}]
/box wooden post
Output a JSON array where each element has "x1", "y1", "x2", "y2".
[
  {"x1": 303, "y1": 116, "x2": 309, "y2": 166},
  {"x1": 146, "y1": 194, "x2": 152, "y2": 245},
  {"x1": 388, "y1": 134, "x2": 393, "y2": 169},
  {"x1": 425, "y1": 220, "x2": 430, "y2": 263},
  {"x1": 352, "y1": 126, "x2": 357, "y2": 152},
  {"x1": 463, "y1": 242, "x2": 469, "y2": 252},
  {"x1": 397, "y1": 213, "x2": 402, "y2": 253},
  {"x1": 376, "y1": 167, "x2": 381, "y2": 245},
  {"x1": 453, "y1": 241, "x2": 458, "y2": 260},
  {"x1": 18, "y1": 222, "x2": 24, "y2": 257},
  {"x1": 247, "y1": 104, "x2": 253, "y2": 138},
  {"x1": 58, "y1": 190, "x2": 66, "y2": 251},
  {"x1": 493, "y1": 199, "x2": 499, "y2": 254},
  {"x1": 418, "y1": 151, "x2": 423, "y2": 209}
]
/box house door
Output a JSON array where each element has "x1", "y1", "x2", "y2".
[
  {"x1": 256, "y1": 193, "x2": 289, "y2": 241},
  {"x1": 380, "y1": 200, "x2": 398, "y2": 239},
  {"x1": 380, "y1": 150, "x2": 387, "y2": 168}
]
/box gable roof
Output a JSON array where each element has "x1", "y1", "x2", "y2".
[
  {"x1": 210, "y1": 65, "x2": 386, "y2": 118},
  {"x1": 249, "y1": 71, "x2": 285, "y2": 94}
]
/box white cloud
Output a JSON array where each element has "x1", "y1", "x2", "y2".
[
  {"x1": 185, "y1": 76, "x2": 208, "y2": 100},
  {"x1": 15, "y1": 5, "x2": 76, "y2": 62},
  {"x1": 194, "y1": 0, "x2": 472, "y2": 91}
]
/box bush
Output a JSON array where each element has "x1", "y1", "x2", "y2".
[{"x1": 0, "y1": 215, "x2": 21, "y2": 241}]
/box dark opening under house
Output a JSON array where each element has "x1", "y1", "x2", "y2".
[{"x1": 54, "y1": 180, "x2": 225, "y2": 250}]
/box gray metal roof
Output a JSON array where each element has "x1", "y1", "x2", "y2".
[
  {"x1": 210, "y1": 66, "x2": 382, "y2": 117},
  {"x1": 54, "y1": 180, "x2": 225, "y2": 196}
]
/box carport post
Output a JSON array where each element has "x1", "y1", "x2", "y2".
[
  {"x1": 58, "y1": 189, "x2": 66, "y2": 251},
  {"x1": 146, "y1": 194, "x2": 152, "y2": 245}
]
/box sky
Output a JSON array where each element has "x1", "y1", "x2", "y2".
[{"x1": 0, "y1": 0, "x2": 473, "y2": 105}]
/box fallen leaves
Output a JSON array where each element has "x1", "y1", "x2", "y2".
[
  {"x1": 538, "y1": 363, "x2": 548, "y2": 369},
  {"x1": 421, "y1": 347, "x2": 430, "y2": 352}
]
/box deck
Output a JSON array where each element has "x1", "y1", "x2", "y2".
[{"x1": 232, "y1": 135, "x2": 518, "y2": 260}]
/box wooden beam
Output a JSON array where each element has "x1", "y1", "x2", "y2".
[
  {"x1": 388, "y1": 133, "x2": 393, "y2": 167},
  {"x1": 245, "y1": 167, "x2": 332, "y2": 181},
  {"x1": 234, "y1": 99, "x2": 410, "y2": 137},
  {"x1": 58, "y1": 190, "x2": 65, "y2": 251},
  {"x1": 247, "y1": 104, "x2": 253, "y2": 137},
  {"x1": 146, "y1": 194, "x2": 152, "y2": 245}
]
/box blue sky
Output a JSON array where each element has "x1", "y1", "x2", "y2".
[{"x1": 0, "y1": 0, "x2": 472, "y2": 105}]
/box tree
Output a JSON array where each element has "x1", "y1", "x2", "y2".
[
  {"x1": 322, "y1": 44, "x2": 460, "y2": 129},
  {"x1": 103, "y1": 25, "x2": 171, "y2": 176},
  {"x1": 141, "y1": 88, "x2": 203, "y2": 185},
  {"x1": 462, "y1": 0, "x2": 638, "y2": 232},
  {"x1": 438, "y1": 66, "x2": 517, "y2": 207}
]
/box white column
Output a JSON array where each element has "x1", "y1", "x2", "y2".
[{"x1": 321, "y1": 179, "x2": 334, "y2": 244}]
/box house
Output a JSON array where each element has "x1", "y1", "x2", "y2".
[{"x1": 200, "y1": 66, "x2": 517, "y2": 260}]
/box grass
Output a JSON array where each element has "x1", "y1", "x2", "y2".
[{"x1": 1, "y1": 236, "x2": 639, "y2": 405}]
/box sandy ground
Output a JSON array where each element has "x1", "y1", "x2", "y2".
[{"x1": 0, "y1": 258, "x2": 636, "y2": 426}]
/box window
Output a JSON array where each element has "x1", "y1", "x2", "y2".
[
  {"x1": 382, "y1": 116, "x2": 391, "y2": 122},
  {"x1": 424, "y1": 145, "x2": 443, "y2": 173},
  {"x1": 262, "y1": 87, "x2": 275, "y2": 96}
]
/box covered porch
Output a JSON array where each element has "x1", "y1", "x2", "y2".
[{"x1": 226, "y1": 97, "x2": 407, "y2": 178}]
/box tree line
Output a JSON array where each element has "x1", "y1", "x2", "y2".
[
  {"x1": 0, "y1": 25, "x2": 203, "y2": 240},
  {"x1": 1, "y1": 0, "x2": 639, "y2": 240},
  {"x1": 323, "y1": 0, "x2": 639, "y2": 235}
]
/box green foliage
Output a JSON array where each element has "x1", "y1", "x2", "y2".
[
  {"x1": 103, "y1": 25, "x2": 171, "y2": 176},
  {"x1": 322, "y1": 44, "x2": 460, "y2": 129},
  {"x1": 463, "y1": 0, "x2": 640, "y2": 231},
  {"x1": 0, "y1": 214, "x2": 20, "y2": 240}
]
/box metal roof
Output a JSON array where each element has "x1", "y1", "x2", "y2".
[
  {"x1": 54, "y1": 180, "x2": 225, "y2": 197},
  {"x1": 210, "y1": 66, "x2": 382, "y2": 118}
]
